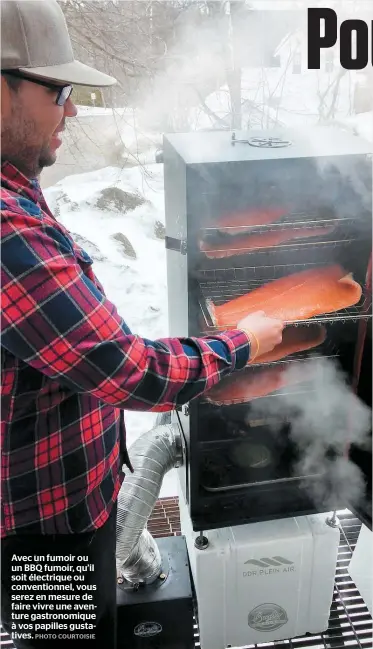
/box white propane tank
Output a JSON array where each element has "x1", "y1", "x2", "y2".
[{"x1": 178, "y1": 487, "x2": 340, "y2": 649}]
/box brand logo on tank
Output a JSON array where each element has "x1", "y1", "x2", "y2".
[
  {"x1": 244, "y1": 556, "x2": 293, "y2": 568},
  {"x1": 248, "y1": 603, "x2": 288, "y2": 632},
  {"x1": 134, "y1": 621, "x2": 163, "y2": 637},
  {"x1": 243, "y1": 556, "x2": 295, "y2": 578}
]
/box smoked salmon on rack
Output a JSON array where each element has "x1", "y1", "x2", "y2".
[
  {"x1": 208, "y1": 264, "x2": 362, "y2": 328},
  {"x1": 212, "y1": 207, "x2": 289, "y2": 236},
  {"x1": 203, "y1": 361, "x2": 312, "y2": 406},
  {"x1": 199, "y1": 225, "x2": 335, "y2": 259},
  {"x1": 251, "y1": 324, "x2": 326, "y2": 364}
]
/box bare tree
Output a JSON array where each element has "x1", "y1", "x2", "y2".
[{"x1": 59, "y1": 0, "x2": 188, "y2": 106}]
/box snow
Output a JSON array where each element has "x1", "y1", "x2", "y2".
[
  {"x1": 44, "y1": 163, "x2": 167, "y2": 345},
  {"x1": 339, "y1": 111, "x2": 373, "y2": 143},
  {"x1": 44, "y1": 163, "x2": 178, "y2": 497}
]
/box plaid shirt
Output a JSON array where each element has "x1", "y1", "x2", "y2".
[{"x1": 1, "y1": 162, "x2": 251, "y2": 537}]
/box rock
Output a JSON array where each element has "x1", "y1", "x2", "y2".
[
  {"x1": 55, "y1": 191, "x2": 78, "y2": 212},
  {"x1": 96, "y1": 187, "x2": 146, "y2": 213},
  {"x1": 71, "y1": 233, "x2": 107, "y2": 262},
  {"x1": 111, "y1": 232, "x2": 137, "y2": 259},
  {"x1": 59, "y1": 192, "x2": 70, "y2": 205},
  {"x1": 154, "y1": 220, "x2": 165, "y2": 240}
]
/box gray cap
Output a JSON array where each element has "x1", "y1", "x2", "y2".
[{"x1": 1, "y1": 0, "x2": 117, "y2": 87}]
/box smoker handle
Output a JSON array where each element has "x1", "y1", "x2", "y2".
[
  {"x1": 165, "y1": 236, "x2": 187, "y2": 255},
  {"x1": 352, "y1": 251, "x2": 372, "y2": 393}
]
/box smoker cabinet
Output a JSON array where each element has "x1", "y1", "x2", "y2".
[{"x1": 163, "y1": 128, "x2": 372, "y2": 532}]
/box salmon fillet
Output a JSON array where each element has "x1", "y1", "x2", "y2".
[
  {"x1": 252, "y1": 324, "x2": 326, "y2": 364},
  {"x1": 208, "y1": 265, "x2": 362, "y2": 327},
  {"x1": 214, "y1": 207, "x2": 288, "y2": 236},
  {"x1": 204, "y1": 362, "x2": 309, "y2": 405},
  {"x1": 200, "y1": 225, "x2": 335, "y2": 259}
]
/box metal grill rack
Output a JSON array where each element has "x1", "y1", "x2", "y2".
[
  {"x1": 252, "y1": 339, "x2": 338, "y2": 368},
  {"x1": 199, "y1": 214, "x2": 361, "y2": 257},
  {"x1": 1, "y1": 506, "x2": 371, "y2": 649},
  {"x1": 203, "y1": 335, "x2": 338, "y2": 372},
  {"x1": 200, "y1": 238, "x2": 353, "y2": 259},
  {"x1": 201, "y1": 212, "x2": 359, "y2": 233},
  {"x1": 197, "y1": 262, "x2": 372, "y2": 331},
  {"x1": 201, "y1": 355, "x2": 343, "y2": 407}
]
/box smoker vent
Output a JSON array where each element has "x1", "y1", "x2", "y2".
[
  {"x1": 197, "y1": 262, "x2": 372, "y2": 330},
  {"x1": 1, "y1": 508, "x2": 371, "y2": 648},
  {"x1": 231, "y1": 133, "x2": 292, "y2": 148}
]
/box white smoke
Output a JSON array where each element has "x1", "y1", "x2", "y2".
[{"x1": 249, "y1": 356, "x2": 371, "y2": 510}]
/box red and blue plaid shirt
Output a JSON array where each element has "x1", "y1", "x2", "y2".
[{"x1": 1, "y1": 162, "x2": 251, "y2": 537}]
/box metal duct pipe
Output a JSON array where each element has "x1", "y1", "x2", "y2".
[{"x1": 116, "y1": 422, "x2": 182, "y2": 584}]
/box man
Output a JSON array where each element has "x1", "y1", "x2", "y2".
[{"x1": 1, "y1": 1, "x2": 284, "y2": 647}]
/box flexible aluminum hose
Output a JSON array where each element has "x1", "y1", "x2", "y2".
[{"x1": 116, "y1": 421, "x2": 182, "y2": 584}]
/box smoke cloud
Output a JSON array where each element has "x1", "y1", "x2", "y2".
[{"x1": 248, "y1": 356, "x2": 371, "y2": 511}]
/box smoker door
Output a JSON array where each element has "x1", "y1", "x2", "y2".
[{"x1": 348, "y1": 319, "x2": 372, "y2": 530}]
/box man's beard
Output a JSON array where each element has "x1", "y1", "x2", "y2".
[{"x1": 1, "y1": 105, "x2": 56, "y2": 178}]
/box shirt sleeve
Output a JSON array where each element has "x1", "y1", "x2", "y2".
[{"x1": 1, "y1": 208, "x2": 251, "y2": 412}]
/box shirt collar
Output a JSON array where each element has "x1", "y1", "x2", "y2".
[{"x1": 1, "y1": 161, "x2": 53, "y2": 218}]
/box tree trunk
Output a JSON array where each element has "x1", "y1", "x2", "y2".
[{"x1": 227, "y1": 0, "x2": 242, "y2": 130}]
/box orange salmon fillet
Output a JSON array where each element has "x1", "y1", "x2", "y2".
[
  {"x1": 200, "y1": 225, "x2": 335, "y2": 259},
  {"x1": 215, "y1": 207, "x2": 288, "y2": 236},
  {"x1": 204, "y1": 362, "x2": 308, "y2": 405},
  {"x1": 252, "y1": 324, "x2": 326, "y2": 364},
  {"x1": 209, "y1": 265, "x2": 362, "y2": 327}
]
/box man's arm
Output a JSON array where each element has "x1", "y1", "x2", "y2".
[{"x1": 1, "y1": 208, "x2": 251, "y2": 411}]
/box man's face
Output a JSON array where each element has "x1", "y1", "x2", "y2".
[{"x1": 1, "y1": 75, "x2": 77, "y2": 178}]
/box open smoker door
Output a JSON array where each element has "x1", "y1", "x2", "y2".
[{"x1": 347, "y1": 256, "x2": 372, "y2": 531}]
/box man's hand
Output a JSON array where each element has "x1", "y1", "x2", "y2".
[{"x1": 237, "y1": 311, "x2": 284, "y2": 361}]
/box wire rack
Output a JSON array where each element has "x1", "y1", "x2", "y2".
[
  {"x1": 201, "y1": 211, "x2": 358, "y2": 231},
  {"x1": 1, "y1": 507, "x2": 371, "y2": 649},
  {"x1": 200, "y1": 238, "x2": 353, "y2": 259},
  {"x1": 201, "y1": 355, "x2": 343, "y2": 408},
  {"x1": 262, "y1": 331, "x2": 341, "y2": 365},
  {"x1": 198, "y1": 262, "x2": 372, "y2": 330},
  {"x1": 199, "y1": 214, "x2": 360, "y2": 257}
]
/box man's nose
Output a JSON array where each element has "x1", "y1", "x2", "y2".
[{"x1": 64, "y1": 97, "x2": 78, "y2": 118}]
